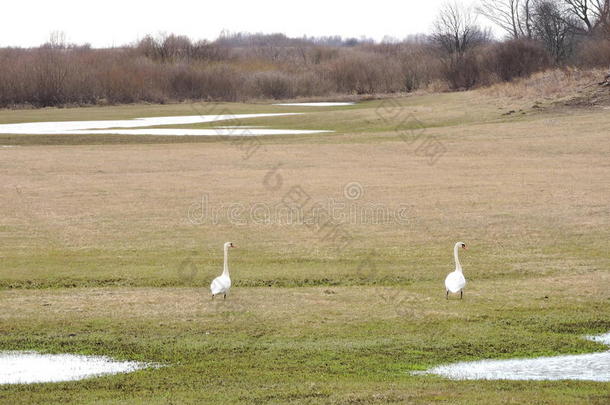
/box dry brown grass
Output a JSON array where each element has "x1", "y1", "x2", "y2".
[
  {"x1": 1, "y1": 106, "x2": 608, "y2": 249},
  {"x1": 482, "y1": 68, "x2": 606, "y2": 100},
  {"x1": 0, "y1": 95, "x2": 608, "y2": 288}
]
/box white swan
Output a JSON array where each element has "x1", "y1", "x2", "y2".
[
  {"x1": 210, "y1": 242, "x2": 235, "y2": 299},
  {"x1": 445, "y1": 242, "x2": 467, "y2": 299}
]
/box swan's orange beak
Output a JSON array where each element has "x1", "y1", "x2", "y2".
[{"x1": 462, "y1": 245, "x2": 468, "y2": 250}]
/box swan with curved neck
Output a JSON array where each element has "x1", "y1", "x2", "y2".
[
  {"x1": 210, "y1": 242, "x2": 236, "y2": 299},
  {"x1": 445, "y1": 242, "x2": 467, "y2": 299}
]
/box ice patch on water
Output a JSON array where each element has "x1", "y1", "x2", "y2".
[
  {"x1": 0, "y1": 113, "x2": 330, "y2": 136},
  {"x1": 0, "y1": 351, "x2": 150, "y2": 385},
  {"x1": 587, "y1": 332, "x2": 610, "y2": 345},
  {"x1": 420, "y1": 332, "x2": 610, "y2": 381}
]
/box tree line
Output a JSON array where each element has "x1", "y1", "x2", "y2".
[{"x1": 0, "y1": 0, "x2": 608, "y2": 108}]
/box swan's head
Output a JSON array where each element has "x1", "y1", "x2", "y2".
[
  {"x1": 224, "y1": 242, "x2": 236, "y2": 249},
  {"x1": 456, "y1": 242, "x2": 467, "y2": 250}
]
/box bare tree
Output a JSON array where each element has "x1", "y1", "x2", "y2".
[
  {"x1": 432, "y1": 2, "x2": 491, "y2": 55},
  {"x1": 478, "y1": 0, "x2": 608, "y2": 38},
  {"x1": 35, "y1": 32, "x2": 71, "y2": 105},
  {"x1": 43, "y1": 31, "x2": 68, "y2": 49},
  {"x1": 478, "y1": 0, "x2": 534, "y2": 38},
  {"x1": 432, "y1": 2, "x2": 491, "y2": 89},
  {"x1": 533, "y1": 0, "x2": 580, "y2": 62},
  {"x1": 560, "y1": 0, "x2": 609, "y2": 33},
  {"x1": 562, "y1": 0, "x2": 595, "y2": 32},
  {"x1": 591, "y1": 0, "x2": 610, "y2": 35}
]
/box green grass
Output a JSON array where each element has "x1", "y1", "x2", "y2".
[
  {"x1": 0, "y1": 91, "x2": 609, "y2": 404},
  {"x1": 1, "y1": 284, "x2": 608, "y2": 404},
  {"x1": 0, "y1": 94, "x2": 533, "y2": 146}
]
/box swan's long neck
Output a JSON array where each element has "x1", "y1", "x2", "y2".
[
  {"x1": 454, "y1": 243, "x2": 462, "y2": 272},
  {"x1": 222, "y1": 246, "x2": 229, "y2": 276}
]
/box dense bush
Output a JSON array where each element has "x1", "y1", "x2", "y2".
[
  {"x1": 250, "y1": 71, "x2": 294, "y2": 99},
  {"x1": 0, "y1": 31, "x2": 606, "y2": 108},
  {"x1": 440, "y1": 52, "x2": 481, "y2": 90},
  {"x1": 485, "y1": 40, "x2": 551, "y2": 82},
  {"x1": 576, "y1": 39, "x2": 610, "y2": 68}
]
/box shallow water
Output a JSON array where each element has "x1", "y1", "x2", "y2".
[
  {"x1": 0, "y1": 113, "x2": 327, "y2": 136},
  {"x1": 0, "y1": 351, "x2": 149, "y2": 385},
  {"x1": 423, "y1": 332, "x2": 610, "y2": 381},
  {"x1": 273, "y1": 102, "x2": 355, "y2": 106}
]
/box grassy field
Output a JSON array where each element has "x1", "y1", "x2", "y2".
[{"x1": 0, "y1": 90, "x2": 609, "y2": 404}]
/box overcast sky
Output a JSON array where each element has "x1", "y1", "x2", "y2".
[{"x1": 1, "y1": 0, "x2": 490, "y2": 47}]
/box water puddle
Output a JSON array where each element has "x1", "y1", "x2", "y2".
[
  {"x1": 0, "y1": 351, "x2": 150, "y2": 385},
  {"x1": 421, "y1": 333, "x2": 610, "y2": 381},
  {"x1": 273, "y1": 102, "x2": 355, "y2": 107},
  {"x1": 0, "y1": 113, "x2": 330, "y2": 136}
]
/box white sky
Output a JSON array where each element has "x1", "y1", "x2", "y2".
[{"x1": 1, "y1": 0, "x2": 489, "y2": 47}]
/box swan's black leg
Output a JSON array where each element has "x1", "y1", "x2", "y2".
[
  {"x1": 212, "y1": 294, "x2": 215, "y2": 300},
  {"x1": 460, "y1": 290, "x2": 463, "y2": 299},
  {"x1": 446, "y1": 290, "x2": 449, "y2": 300},
  {"x1": 223, "y1": 293, "x2": 227, "y2": 300}
]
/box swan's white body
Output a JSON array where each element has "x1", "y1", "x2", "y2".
[
  {"x1": 445, "y1": 242, "x2": 467, "y2": 298},
  {"x1": 445, "y1": 271, "x2": 466, "y2": 293},
  {"x1": 210, "y1": 242, "x2": 234, "y2": 298}
]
